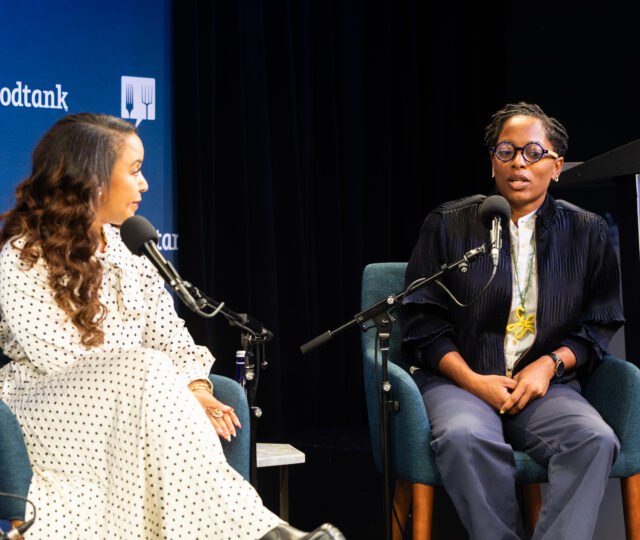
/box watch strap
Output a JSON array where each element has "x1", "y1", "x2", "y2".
[{"x1": 548, "y1": 352, "x2": 563, "y2": 377}]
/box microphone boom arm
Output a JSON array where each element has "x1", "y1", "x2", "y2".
[
  {"x1": 300, "y1": 243, "x2": 486, "y2": 354},
  {"x1": 183, "y1": 282, "x2": 273, "y2": 341}
]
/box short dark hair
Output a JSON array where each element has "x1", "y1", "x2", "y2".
[{"x1": 483, "y1": 102, "x2": 568, "y2": 157}]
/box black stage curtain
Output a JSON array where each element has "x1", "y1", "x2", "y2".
[{"x1": 173, "y1": 1, "x2": 640, "y2": 441}]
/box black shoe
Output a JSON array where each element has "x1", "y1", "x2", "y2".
[{"x1": 260, "y1": 522, "x2": 346, "y2": 540}]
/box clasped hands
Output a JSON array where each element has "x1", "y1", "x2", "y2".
[{"x1": 472, "y1": 356, "x2": 556, "y2": 415}]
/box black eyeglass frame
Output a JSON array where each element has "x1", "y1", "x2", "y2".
[{"x1": 489, "y1": 141, "x2": 560, "y2": 163}]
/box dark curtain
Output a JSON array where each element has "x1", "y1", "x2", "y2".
[
  {"x1": 173, "y1": 1, "x2": 504, "y2": 441},
  {"x1": 173, "y1": 1, "x2": 640, "y2": 441}
]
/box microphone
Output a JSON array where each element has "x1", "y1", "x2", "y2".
[
  {"x1": 0, "y1": 492, "x2": 35, "y2": 540},
  {"x1": 120, "y1": 216, "x2": 203, "y2": 313},
  {"x1": 478, "y1": 195, "x2": 511, "y2": 268},
  {"x1": 1, "y1": 521, "x2": 32, "y2": 540}
]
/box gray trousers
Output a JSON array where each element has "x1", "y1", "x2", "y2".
[{"x1": 415, "y1": 373, "x2": 620, "y2": 540}]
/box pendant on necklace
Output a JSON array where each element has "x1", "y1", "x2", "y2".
[{"x1": 506, "y1": 306, "x2": 535, "y2": 340}]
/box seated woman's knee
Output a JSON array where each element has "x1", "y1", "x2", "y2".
[{"x1": 436, "y1": 419, "x2": 502, "y2": 455}]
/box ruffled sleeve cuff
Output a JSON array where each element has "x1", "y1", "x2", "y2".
[
  {"x1": 416, "y1": 335, "x2": 459, "y2": 372},
  {"x1": 559, "y1": 335, "x2": 591, "y2": 369},
  {"x1": 175, "y1": 344, "x2": 216, "y2": 386}
]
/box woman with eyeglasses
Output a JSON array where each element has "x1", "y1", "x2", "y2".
[{"x1": 400, "y1": 102, "x2": 624, "y2": 539}]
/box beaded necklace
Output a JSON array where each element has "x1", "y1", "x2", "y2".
[{"x1": 506, "y1": 234, "x2": 536, "y2": 339}]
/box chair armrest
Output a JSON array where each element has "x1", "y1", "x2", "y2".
[
  {"x1": 582, "y1": 355, "x2": 640, "y2": 477},
  {"x1": 0, "y1": 400, "x2": 33, "y2": 521},
  {"x1": 209, "y1": 375, "x2": 251, "y2": 482},
  {"x1": 362, "y1": 351, "x2": 440, "y2": 486}
]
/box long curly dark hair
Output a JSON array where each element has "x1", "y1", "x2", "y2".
[{"x1": 0, "y1": 113, "x2": 137, "y2": 347}]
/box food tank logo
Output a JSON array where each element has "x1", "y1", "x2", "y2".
[
  {"x1": 121, "y1": 76, "x2": 155, "y2": 127},
  {"x1": 0, "y1": 81, "x2": 68, "y2": 110}
]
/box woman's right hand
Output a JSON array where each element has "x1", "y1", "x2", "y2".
[
  {"x1": 191, "y1": 389, "x2": 241, "y2": 441},
  {"x1": 439, "y1": 352, "x2": 516, "y2": 411},
  {"x1": 467, "y1": 374, "x2": 517, "y2": 412}
]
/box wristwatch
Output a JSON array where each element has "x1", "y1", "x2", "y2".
[{"x1": 548, "y1": 352, "x2": 565, "y2": 379}]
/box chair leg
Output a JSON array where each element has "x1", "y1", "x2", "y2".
[
  {"x1": 412, "y1": 483, "x2": 434, "y2": 540},
  {"x1": 622, "y1": 473, "x2": 640, "y2": 540},
  {"x1": 521, "y1": 482, "x2": 542, "y2": 537},
  {"x1": 393, "y1": 479, "x2": 413, "y2": 540}
]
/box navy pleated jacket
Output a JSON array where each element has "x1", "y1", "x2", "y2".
[{"x1": 399, "y1": 193, "x2": 625, "y2": 382}]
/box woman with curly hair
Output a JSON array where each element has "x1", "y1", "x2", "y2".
[{"x1": 0, "y1": 113, "x2": 343, "y2": 540}]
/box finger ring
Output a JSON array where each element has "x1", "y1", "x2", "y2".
[{"x1": 207, "y1": 407, "x2": 224, "y2": 418}]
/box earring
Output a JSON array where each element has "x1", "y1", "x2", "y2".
[
  {"x1": 552, "y1": 176, "x2": 559, "y2": 182},
  {"x1": 491, "y1": 169, "x2": 495, "y2": 179}
]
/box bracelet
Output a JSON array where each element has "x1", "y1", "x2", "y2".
[
  {"x1": 189, "y1": 385, "x2": 213, "y2": 395},
  {"x1": 188, "y1": 379, "x2": 213, "y2": 395},
  {"x1": 189, "y1": 384, "x2": 212, "y2": 392}
]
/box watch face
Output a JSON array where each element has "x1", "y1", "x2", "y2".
[{"x1": 555, "y1": 360, "x2": 565, "y2": 377}]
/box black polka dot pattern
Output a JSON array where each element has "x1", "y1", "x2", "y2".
[{"x1": 0, "y1": 226, "x2": 281, "y2": 538}]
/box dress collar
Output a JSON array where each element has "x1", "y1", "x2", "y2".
[{"x1": 95, "y1": 224, "x2": 137, "y2": 274}]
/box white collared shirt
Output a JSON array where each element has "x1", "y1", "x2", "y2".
[{"x1": 504, "y1": 210, "x2": 538, "y2": 375}]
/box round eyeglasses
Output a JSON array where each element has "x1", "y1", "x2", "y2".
[{"x1": 490, "y1": 141, "x2": 559, "y2": 163}]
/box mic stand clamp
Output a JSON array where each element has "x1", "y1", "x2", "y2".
[{"x1": 300, "y1": 243, "x2": 487, "y2": 540}]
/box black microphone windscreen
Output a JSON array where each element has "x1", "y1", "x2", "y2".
[
  {"x1": 120, "y1": 215, "x2": 159, "y2": 255},
  {"x1": 479, "y1": 195, "x2": 511, "y2": 229}
]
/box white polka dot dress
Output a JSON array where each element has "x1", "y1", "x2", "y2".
[{"x1": 0, "y1": 225, "x2": 281, "y2": 539}]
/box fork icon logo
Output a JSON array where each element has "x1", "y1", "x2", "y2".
[{"x1": 121, "y1": 76, "x2": 156, "y2": 127}]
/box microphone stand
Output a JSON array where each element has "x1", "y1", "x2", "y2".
[
  {"x1": 236, "y1": 329, "x2": 270, "y2": 487},
  {"x1": 183, "y1": 283, "x2": 273, "y2": 488},
  {"x1": 300, "y1": 243, "x2": 487, "y2": 540}
]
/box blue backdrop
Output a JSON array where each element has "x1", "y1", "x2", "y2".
[
  {"x1": 1, "y1": 3, "x2": 174, "y2": 528},
  {"x1": 0, "y1": 0, "x2": 176, "y2": 260}
]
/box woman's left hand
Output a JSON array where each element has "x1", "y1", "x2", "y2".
[
  {"x1": 191, "y1": 389, "x2": 242, "y2": 441},
  {"x1": 499, "y1": 356, "x2": 556, "y2": 415}
]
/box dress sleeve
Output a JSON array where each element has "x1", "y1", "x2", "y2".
[
  {"x1": 0, "y1": 242, "x2": 91, "y2": 374},
  {"x1": 136, "y1": 256, "x2": 215, "y2": 384},
  {"x1": 560, "y1": 217, "x2": 624, "y2": 369},
  {"x1": 399, "y1": 211, "x2": 459, "y2": 372}
]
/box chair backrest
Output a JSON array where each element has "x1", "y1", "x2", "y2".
[
  {"x1": 360, "y1": 263, "x2": 439, "y2": 485},
  {"x1": 360, "y1": 262, "x2": 409, "y2": 371},
  {"x1": 0, "y1": 399, "x2": 32, "y2": 521},
  {"x1": 583, "y1": 355, "x2": 640, "y2": 478},
  {"x1": 209, "y1": 374, "x2": 251, "y2": 482},
  {"x1": 0, "y1": 343, "x2": 32, "y2": 520}
]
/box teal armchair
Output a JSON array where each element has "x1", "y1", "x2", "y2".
[{"x1": 361, "y1": 262, "x2": 640, "y2": 539}]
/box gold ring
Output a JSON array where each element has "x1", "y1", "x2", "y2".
[{"x1": 207, "y1": 407, "x2": 224, "y2": 419}]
